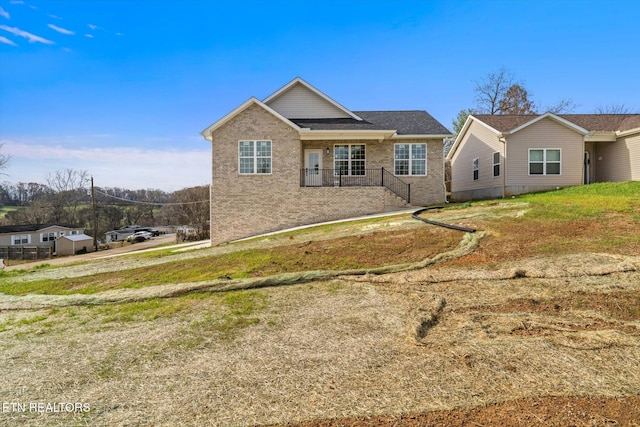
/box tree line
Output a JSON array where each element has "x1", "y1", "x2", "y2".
[{"x1": 0, "y1": 169, "x2": 210, "y2": 241}]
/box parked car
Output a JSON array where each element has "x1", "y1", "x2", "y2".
[
  {"x1": 126, "y1": 231, "x2": 153, "y2": 243},
  {"x1": 0, "y1": 258, "x2": 5, "y2": 270}
]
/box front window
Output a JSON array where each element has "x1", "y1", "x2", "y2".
[
  {"x1": 529, "y1": 149, "x2": 561, "y2": 175},
  {"x1": 334, "y1": 144, "x2": 365, "y2": 176},
  {"x1": 395, "y1": 143, "x2": 426, "y2": 176},
  {"x1": 239, "y1": 140, "x2": 272, "y2": 174},
  {"x1": 12, "y1": 234, "x2": 30, "y2": 245},
  {"x1": 41, "y1": 232, "x2": 57, "y2": 242}
]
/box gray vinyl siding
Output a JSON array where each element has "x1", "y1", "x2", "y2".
[
  {"x1": 450, "y1": 120, "x2": 503, "y2": 194},
  {"x1": 267, "y1": 84, "x2": 352, "y2": 119},
  {"x1": 506, "y1": 118, "x2": 583, "y2": 188},
  {"x1": 596, "y1": 132, "x2": 640, "y2": 182}
]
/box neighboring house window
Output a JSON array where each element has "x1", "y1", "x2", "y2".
[
  {"x1": 71, "y1": 230, "x2": 79, "y2": 235},
  {"x1": 472, "y1": 158, "x2": 479, "y2": 181},
  {"x1": 12, "y1": 234, "x2": 30, "y2": 245},
  {"x1": 239, "y1": 140, "x2": 272, "y2": 174},
  {"x1": 334, "y1": 144, "x2": 365, "y2": 176},
  {"x1": 41, "y1": 232, "x2": 57, "y2": 242},
  {"x1": 394, "y1": 143, "x2": 427, "y2": 176},
  {"x1": 493, "y1": 152, "x2": 501, "y2": 177},
  {"x1": 529, "y1": 149, "x2": 561, "y2": 175}
]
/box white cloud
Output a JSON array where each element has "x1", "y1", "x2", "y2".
[
  {"x1": 0, "y1": 35, "x2": 17, "y2": 45},
  {"x1": 88, "y1": 24, "x2": 97, "y2": 30},
  {"x1": 48, "y1": 14, "x2": 63, "y2": 20},
  {"x1": 0, "y1": 7, "x2": 10, "y2": 19},
  {"x1": 84, "y1": 33, "x2": 94, "y2": 38},
  {"x1": 48, "y1": 24, "x2": 74, "y2": 35},
  {"x1": 2, "y1": 142, "x2": 210, "y2": 191},
  {"x1": 0, "y1": 24, "x2": 54, "y2": 44}
]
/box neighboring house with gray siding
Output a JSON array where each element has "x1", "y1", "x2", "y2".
[
  {"x1": 446, "y1": 113, "x2": 640, "y2": 201},
  {"x1": 201, "y1": 77, "x2": 451, "y2": 245},
  {"x1": 0, "y1": 224, "x2": 84, "y2": 248}
]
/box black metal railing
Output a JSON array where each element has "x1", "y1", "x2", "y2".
[{"x1": 300, "y1": 168, "x2": 410, "y2": 203}]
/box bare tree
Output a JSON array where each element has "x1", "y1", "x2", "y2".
[
  {"x1": 163, "y1": 185, "x2": 210, "y2": 240},
  {"x1": 498, "y1": 84, "x2": 536, "y2": 115},
  {"x1": 45, "y1": 169, "x2": 91, "y2": 224},
  {"x1": 545, "y1": 98, "x2": 578, "y2": 114},
  {"x1": 473, "y1": 67, "x2": 516, "y2": 114},
  {"x1": 594, "y1": 103, "x2": 632, "y2": 114},
  {"x1": 0, "y1": 144, "x2": 10, "y2": 176}
]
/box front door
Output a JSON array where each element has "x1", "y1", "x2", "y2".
[
  {"x1": 584, "y1": 151, "x2": 590, "y2": 184},
  {"x1": 304, "y1": 149, "x2": 323, "y2": 186}
]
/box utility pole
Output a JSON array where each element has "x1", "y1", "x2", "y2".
[{"x1": 91, "y1": 176, "x2": 98, "y2": 251}]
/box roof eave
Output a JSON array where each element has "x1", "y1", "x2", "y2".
[
  {"x1": 298, "y1": 129, "x2": 396, "y2": 141},
  {"x1": 616, "y1": 127, "x2": 640, "y2": 138},
  {"x1": 393, "y1": 134, "x2": 452, "y2": 140},
  {"x1": 200, "y1": 97, "x2": 301, "y2": 141}
]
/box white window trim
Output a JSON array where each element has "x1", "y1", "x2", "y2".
[
  {"x1": 334, "y1": 144, "x2": 366, "y2": 176},
  {"x1": 41, "y1": 231, "x2": 57, "y2": 242},
  {"x1": 472, "y1": 158, "x2": 479, "y2": 181},
  {"x1": 493, "y1": 152, "x2": 501, "y2": 178},
  {"x1": 394, "y1": 143, "x2": 427, "y2": 176},
  {"x1": 11, "y1": 234, "x2": 31, "y2": 245},
  {"x1": 238, "y1": 140, "x2": 272, "y2": 175},
  {"x1": 528, "y1": 148, "x2": 562, "y2": 176}
]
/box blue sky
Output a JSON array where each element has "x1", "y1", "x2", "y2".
[{"x1": 1, "y1": 0, "x2": 639, "y2": 191}]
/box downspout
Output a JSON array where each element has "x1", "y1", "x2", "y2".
[
  {"x1": 498, "y1": 134, "x2": 507, "y2": 199},
  {"x1": 442, "y1": 138, "x2": 449, "y2": 203}
]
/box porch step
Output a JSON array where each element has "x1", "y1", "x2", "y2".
[{"x1": 384, "y1": 189, "x2": 410, "y2": 209}]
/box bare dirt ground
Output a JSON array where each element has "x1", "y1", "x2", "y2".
[{"x1": 1, "y1": 203, "x2": 639, "y2": 426}]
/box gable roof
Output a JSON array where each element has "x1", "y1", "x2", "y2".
[
  {"x1": 0, "y1": 224, "x2": 81, "y2": 234},
  {"x1": 200, "y1": 97, "x2": 300, "y2": 141},
  {"x1": 263, "y1": 77, "x2": 362, "y2": 120},
  {"x1": 202, "y1": 78, "x2": 451, "y2": 141},
  {"x1": 473, "y1": 113, "x2": 640, "y2": 133}
]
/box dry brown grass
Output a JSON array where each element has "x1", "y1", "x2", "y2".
[
  {"x1": 1, "y1": 201, "x2": 640, "y2": 426},
  {"x1": 1, "y1": 253, "x2": 639, "y2": 426}
]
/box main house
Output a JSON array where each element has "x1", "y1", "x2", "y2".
[
  {"x1": 447, "y1": 113, "x2": 640, "y2": 201},
  {"x1": 201, "y1": 78, "x2": 451, "y2": 245}
]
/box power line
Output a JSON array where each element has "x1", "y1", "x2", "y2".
[{"x1": 93, "y1": 189, "x2": 209, "y2": 206}]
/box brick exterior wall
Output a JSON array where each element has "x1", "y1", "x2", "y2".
[{"x1": 208, "y1": 104, "x2": 445, "y2": 245}]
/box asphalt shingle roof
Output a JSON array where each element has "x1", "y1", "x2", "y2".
[
  {"x1": 0, "y1": 224, "x2": 81, "y2": 234},
  {"x1": 474, "y1": 114, "x2": 640, "y2": 133},
  {"x1": 291, "y1": 110, "x2": 451, "y2": 135}
]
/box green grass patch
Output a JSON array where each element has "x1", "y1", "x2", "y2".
[{"x1": 513, "y1": 181, "x2": 640, "y2": 220}]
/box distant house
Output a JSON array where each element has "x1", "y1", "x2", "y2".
[
  {"x1": 446, "y1": 113, "x2": 640, "y2": 201},
  {"x1": 200, "y1": 77, "x2": 451, "y2": 245},
  {"x1": 0, "y1": 224, "x2": 84, "y2": 248},
  {"x1": 0, "y1": 224, "x2": 90, "y2": 259},
  {"x1": 105, "y1": 226, "x2": 156, "y2": 242}
]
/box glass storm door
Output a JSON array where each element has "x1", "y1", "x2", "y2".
[{"x1": 304, "y1": 149, "x2": 323, "y2": 186}]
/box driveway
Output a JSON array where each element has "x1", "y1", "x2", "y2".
[{"x1": 3, "y1": 234, "x2": 208, "y2": 271}]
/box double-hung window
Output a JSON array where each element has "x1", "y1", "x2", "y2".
[
  {"x1": 493, "y1": 152, "x2": 501, "y2": 177},
  {"x1": 529, "y1": 149, "x2": 561, "y2": 175},
  {"x1": 12, "y1": 235, "x2": 30, "y2": 245},
  {"x1": 334, "y1": 144, "x2": 365, "y2": 176},
  {"x1": 472, "y1": 158, "x2": 479, "y2": 181},
  {"x1": 41, "y1": 232, "x2": 57, "y2": 242},
  {"x1": 394, "y1": 143, "x2": 427, "y2": 176},
  {"x1": 239, "y1": 140, "x2": 272, "y2": 174}
]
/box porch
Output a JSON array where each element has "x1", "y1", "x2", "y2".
[{"x1": 300, "y1": 168, "x2": 411, "y2": 203}]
